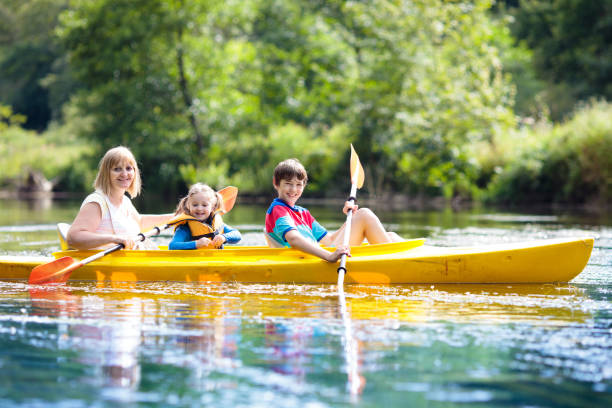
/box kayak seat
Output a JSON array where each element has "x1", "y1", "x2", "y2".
[
  {"x1": 57, "y1": 223, "x2": 72, "y2": 250},
  {"x1": 264, "y1": 231, "x2": 284, "y2": 248}
]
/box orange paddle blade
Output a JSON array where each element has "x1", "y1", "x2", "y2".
[
  {"x1": 218, "y1": 186, "x2": 238, "y2": 214},
  {"x1": 29, "y1": 256, "x2": 81, "y2": 285},
  {"x1": 350, "y1": 144, "x2": 365, "y2": 188}
]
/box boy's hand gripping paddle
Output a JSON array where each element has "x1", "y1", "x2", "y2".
[
  {"x1": 28, "y1": 186, "x2": 238, "y2": 285},
  {"x1": 337, "y1": 145, "x2": 364, "y2": 286}
]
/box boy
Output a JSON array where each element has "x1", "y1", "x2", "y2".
[{"x1": 265, "y1": 158, "x2": 403, "y2": 262}]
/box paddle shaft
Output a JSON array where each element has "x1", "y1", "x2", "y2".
[
  {"x1": 337, "y1": 182, "x2": 358, "y2": 285},
  {"x1": 75, "y1": 224, "x2": 167, "y2": 268}
]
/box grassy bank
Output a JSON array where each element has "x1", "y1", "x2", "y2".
[{"x1": 477, "y1": 101, "x2": 611, "y2": 207}]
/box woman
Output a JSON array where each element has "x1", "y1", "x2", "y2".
[{"x1": 66, "y1": 146, "x2": 173, "y2": 250}]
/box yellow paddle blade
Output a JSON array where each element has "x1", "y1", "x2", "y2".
[{"x1": 350, "y1": 144, "x2": 365, "y2": 188}]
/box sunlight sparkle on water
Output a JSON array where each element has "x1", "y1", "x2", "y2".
[{"x1": 0, "y1": 203, "x2": 610, "y2": 407}]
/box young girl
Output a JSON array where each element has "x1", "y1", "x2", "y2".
[{"x1": 169, "y1": 183, "x2": 241, "y2": 250}]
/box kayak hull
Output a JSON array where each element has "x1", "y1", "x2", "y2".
[{"x1": 0, "y1": 238, "x2": 594, "y2": 284}]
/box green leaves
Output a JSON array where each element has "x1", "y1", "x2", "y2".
[
  {"x1": 5, "y1": 0, "x2": 525, "y2": 199},
  {"x1": 509, "y1": 0, "x2": 612, "y2": 120},
  {"x1": 485, "y1": 101, "x2": 612, "y2": 205}
]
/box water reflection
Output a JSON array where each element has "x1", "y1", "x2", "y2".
[
  {"x1": 21, "y1": 196, "x2": 53, "y2": 211},
  {"x1": 1, "y1": 199, "x2": 610, "y2": 406},
  {"x1": 29, "y1": 286, "x2": 80, "y2": 318},
  {"x1": 22, "y1": 281, "x2": 597, "y2": 403},
  {"x1": 29, "y1": 286, "x2": 143, "y2": 391},
  {"x1": 338, "y1": 284, "x2": 365, "y2": 400}
]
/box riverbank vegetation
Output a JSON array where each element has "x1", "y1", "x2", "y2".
[
  {"x1": 0, "y1": 103, "x2": 95, "y2": 193},
  {"x1": 0, "y1": 0, "x2": 609, "y2": 207},
  {"x1": 477, "y1": 100, "x2": 611, "y2": 207}
]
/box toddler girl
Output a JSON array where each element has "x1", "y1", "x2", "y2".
[{"x1": 169, "y1": 183, "x2": 241, "y2": 250}]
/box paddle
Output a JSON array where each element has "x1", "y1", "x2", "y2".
[
  {"x1": 28, "y1": 186, "x2": 238, "y2": 285},
  {"x1": 337, "y1": 145, "x2": 365, "y2": 286}
]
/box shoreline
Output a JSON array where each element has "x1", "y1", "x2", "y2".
[
  {"x1": 1, "y1": 189, "x2": 609, "y2": 214},
  {"x1": 0, "y1": 190, "x2": 83, "y2": 200}
]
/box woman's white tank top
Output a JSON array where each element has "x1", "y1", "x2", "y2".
[{"x1": 81, "y1": 190, "x2": 141, "y2": 248}]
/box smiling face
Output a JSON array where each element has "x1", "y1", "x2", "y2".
[
  {"x1": 95, "y1": 146, "x2": 142, "y2": 197},
  {"x1": 187, "y1": 191, "x2": 216, "y2": 221},
  {"x1": 274, "y1": 177, "x2": 305, "y2": 207},
  {"x1": 110, "y1": 160, "x2": 135, "y2": 191}
]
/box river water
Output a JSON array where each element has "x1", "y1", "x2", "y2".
[{"x1": 0, "y1": 197, "x2": 610, "y2": 407}]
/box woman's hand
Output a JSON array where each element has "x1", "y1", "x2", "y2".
[
  {"x1": 342, "y1": 201, "x2": 358, "y2": 215},
  {"x1": 114, "y1": 235, "x2": 136, "y2": 250},
  {"x1": 326, "y1": 244, "x2": 351, "y2": 262},
  {"x1": 196, "y1": 237, "x2": 212, "y2": 248},
  {"x1": 208, "y1": 235, "x2": 226, "y2": 249}
]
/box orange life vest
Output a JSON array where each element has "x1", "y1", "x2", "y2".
[{"x1": 169, "y1": 212, "x2": 224, "y2": 240}]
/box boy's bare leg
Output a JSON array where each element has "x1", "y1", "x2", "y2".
[{"x1": 387, "y1": 231, "x2": 403, "y2": 242}]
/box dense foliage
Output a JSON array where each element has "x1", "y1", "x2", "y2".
[
  {"x1": 484, "y1": 100, "x2": 612, "y2": 206},
  {"x1": 0, "y1": 0, "x2": 609, "y2": 206},
  {"x1": 0, "y1": 103, "x2": 94, "y2": 190},
  {"x1": 56, "y1": 0, "x2": 518, "y2": 197},
  {"x1": 0, "y1": 0, "x2": 75, "y2": 130},
  {"x1": 508, "y1": 0, "x2": 612, "y2": 121}
]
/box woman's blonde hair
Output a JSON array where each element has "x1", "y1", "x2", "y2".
[
  {"x1": 94, "y1": 146, "x2": 142, "y2": 197},
  {"x1": 175, "y1": 183, "x2": 222, "y2": 217}
]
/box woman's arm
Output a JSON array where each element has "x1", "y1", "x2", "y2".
[
  {"x1": 137, "y1": 213, "x2": 175, "y2": 232},
  {"x1": 66, "y1": 203, "x2": 135, "y2": 250}
]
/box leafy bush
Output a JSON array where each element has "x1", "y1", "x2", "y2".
[
  {"x1": 0, "y1": 103, "x2": 95, "y2": 191},
  {"x1": 484, "y1": 101, "x2": 612, "y2": 205},
  {"x1": 179, "y1": 122, "x2": 349, "y2": 195}
]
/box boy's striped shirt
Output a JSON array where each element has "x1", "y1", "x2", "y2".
[{"x1": 265, "y1": 198, "x2": 327, "y2": 247}]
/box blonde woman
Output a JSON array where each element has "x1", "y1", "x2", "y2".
[{"x1": 67, "y1": 146, "x2": 173, "y2": 250}]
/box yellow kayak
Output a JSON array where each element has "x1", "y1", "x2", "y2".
[{"x1": 0, "y1": 237, "x2": 593, "y2": 284}]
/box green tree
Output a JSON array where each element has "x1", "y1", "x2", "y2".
[
  {"x1": 0, "y1": 0, "x2": 74, "y2": 130},
  {"x1": 58, "y1": 0, "x2": 519, "y2": 199},
  {"x1": 59, "y1": 0, "x2": 355, "y2": 194},
  {"x1": 59, "y1": 0, "x2": 205, "y2": 192},
  {"x1": 313, "y1": 0, "x2": 516, "y2": 198},
  {"x1": 509, "y1": 0, "x2": 612, "y2": 120},
  {"x1": 486, "y1": 101, "x2": 612, "y2": 205}
]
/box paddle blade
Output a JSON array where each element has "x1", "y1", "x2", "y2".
[
  {"x1": 218, "y1": 186, "x2": 238, "y2": 214},
  {"x1": 29, "y1": 256, "x2": 80, "y2": 285},
  {"x1": 350, "y1": 144, "x2": 365, "y2": 188}
]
